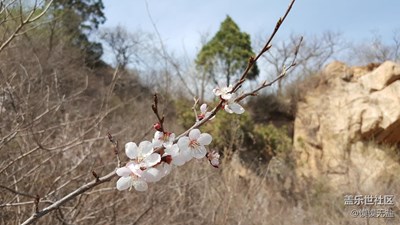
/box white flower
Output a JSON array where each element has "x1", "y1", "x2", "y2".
[
  {"x1": 115, "y1": 141, "x2": 161, "y2": 191},
  {"x1": 125, "y1": 141, "x2": 161, "y2": 169},
  {"x1": 142, "y1": 162, "x2": 172, "y2": 182},
  {"x1": 140, "y1": 163, "x2": 169, "y2": 183},
  {"x1": 213, "y1": 85, "x2": 233, "y2": 100},
  {"x1": 224, "y1": 94, "x2": 245, "y2": 114},
  {"x1": 197, "y1": 103, "x2": 214, "y2": 121},
  {"x1": 163, "y1": 143, "x2": 191, "y2": 166},
  {"x1": 152, "y1": 131, "x2": 175, "y2": 148},
  {"x1": 115, "y1": 162, "x2": 148, "y2": 191},
  {"x1": 177, "y1": 129, "x2": 212, "y2": 159}
]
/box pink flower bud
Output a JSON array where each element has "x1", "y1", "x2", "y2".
[
  {"x1": 153, "y1": 122, "x2": 162, "y2": 131},
  {"x1": 207, "y1": 150, "x2": 220, "y2": 168}
]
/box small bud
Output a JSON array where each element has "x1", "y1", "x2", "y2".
[
  {"x1": 34, "y1": 194, "x2": 40, "y2": 213},
  {"x1": 107, "y1": 132, "x2": 114, "y2": 143},
  {"x1": 207, "y1": 150, "x2": 220, "y2": 168},
  {"x1": 153, "y1": 122, "x2": 162, "y2": 131},
  {"x1": 162, "y1": 155, "x2": 172, "y2": 164},
  {"x1": 92, "y1": 171, "x2": 100, "y2": 181},
  {"x1": 249, "y1": 56, "x2": 255, "y2": 64}
]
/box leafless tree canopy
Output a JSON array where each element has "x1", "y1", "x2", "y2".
[
  {"x1": 100, "y1": 25, "x2": 153, "y2": 70},
  {"x1": 350, "y1": 30, "x2": 400, "y2": 64}
]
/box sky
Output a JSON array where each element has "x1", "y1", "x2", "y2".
[{"x1": 101, "y1": 0, "x2": 399, "y2": 60}]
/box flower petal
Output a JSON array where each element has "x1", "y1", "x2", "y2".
[
  {"x1": 125, "y1": 142, "x2": 138, "y2": 159},
  {"x1": 189, "y1": 129, "x2": 201, "y2": 140},
  {"x1": 224, "y1": 105, "x2": 234, "y2": 114},
  {"x1": 198, "y1": 133, "x2": 212, "y2": 145},
  {"x1": 152, "y1": 139, "x2": 163, "y2": 148},
  {"x1": 133, "y1": 179, "x2": 148, "y2": 191},
  {"x1": 163, "y1": 141, "x2": 173, "y2": 148},
  {"x1": 172, "y1": 154, "x2": 187, "y2": 166},
  {"x1": 181, "y1": 148, "x2": 193, "y2": 162},
  {"x1": 200, "y1": 103, "x2": 207, "y2": 113},
  {"x1": 213, "y1": 88, "x2": 221, "y2": 96},
  {"x1": 127, "y1": 163, "x2": 143, "y2": 177},
  {"x1": 224, "y1": 85, "x2": 233, "y2": 92},
  {"x1": 116, "y1": 167, "x2": 131, "y2": 177},
  {"x1": 211, "y1": 158, "x2": 220, "y2": 168},
  {"x1": 163, "y1": 144, "x2": 179, "y2": 157},
  {"x1": 116, "y1": 177, "x2": 132, "y2": 191},
  {"x1": 228, "y1": 102, "x2": 245, "y2": 114},
  {"x1": 142, "y1": 167, "x2": 162, "y2": 182},
  {"x1": 161, "y1": 163, "x2": 172, "y2": 176},
  {"x1": 177, "y1": 137, "x2": 190, "y2": 151},
  {"x1": 139, "y1": 141, "x2": 153, "y2": 155},
  {"x1": 192, "y1": 146, "x2": 207, "y2": 159},
  {"x1": 154, "y1": 131, "x2": 163, "y2": 139},
  {"x1": 144, "y1": 153, "x2": 161, "y2": 167},
  {"x1": 221, "y1": 93, "x2": 232, "y2": 100},
  {"x1": 172, "y1": 149, "x2": 191, "y2": 166}
]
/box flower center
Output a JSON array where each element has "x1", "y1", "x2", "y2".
[
  {"x1": 158, "y1": 132, "x2": 171, "y2": 142},
  {"x1": 189, "y1": 140, "x2": 200, "y2": 149},
  {"x1": 162, "y1": 132, "x2": 170, "y2": 141},
  {"x1": 136, "y1": 156, "x2": 144, "y2": 163}
]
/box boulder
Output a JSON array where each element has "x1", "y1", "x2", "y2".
[{"x1": 294, "y1": 61, "x2": 400, "y2": 193}]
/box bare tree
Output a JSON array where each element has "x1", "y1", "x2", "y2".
[
  {"x1": 259, "y1": 31, "x2": 344, "y2": 94},
  {"x1": 350, "y1": 30, "x2": 400, "y2": 64},
  {"x1": 0, "y1": 0, "x2": 53, "y2": 53},
  {"x1": 100, "y1": 25, "x2": 150, "y2": 70}
]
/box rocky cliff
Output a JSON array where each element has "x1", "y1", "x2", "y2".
[{"x1": 294, "y1": 61, "x2": 400, "y2": 193}]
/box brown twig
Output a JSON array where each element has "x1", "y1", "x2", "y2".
[
  {"x1": 21, "y1": 171, "x2": 117, "y2": 225},
  {"x1": 0, "y1": 200, "x2": 55, "y2": 208},
  {"x1": 108, "y1": 132, "x2": 121, "y2": 168},
  {"x1": 175, "y1": 99, "x2": 224, "y2": 140},
  {"x1": 236, "y1": 36, "x2": 303, "y2": 102},
  {"x1": 151, "y1": 94, "x2": 165, "y2": 132},
  {"x1": 0, "y1": 184, "x2": 36, "y2": 199},
  {"x1": 34, "y1": 195, "x2": 40, "y2": 213},
  {"x1": 91, "y1": 171, "x2": 100, "y2": 182},
  {"x1": 231, "y1": 0, "x2": 297, "y2": 93}
]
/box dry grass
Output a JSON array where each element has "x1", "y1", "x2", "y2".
[{"x1": 1, "y1": 43, "x2": 399, "y2": 225}]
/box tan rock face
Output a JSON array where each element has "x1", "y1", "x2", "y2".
[{"x1": 294, "y1": 61, "x2": 400, "y2": 193}]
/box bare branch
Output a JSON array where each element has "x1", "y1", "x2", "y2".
[
  {"x1": 21, "y1": 171, "x2": 117, "y2": 225},
  {"x1": 151, "y1": 93, "x2": 165, "y2": 132},
  {"x1": 231, "y1": 0, "x2": 296, "y2": 93},
  {"x1": 0, "y1": 184, "x2": 36, "y2": 199},
  {"x1": 0, "y1": 0, "x2": 53, "y2": 53}
]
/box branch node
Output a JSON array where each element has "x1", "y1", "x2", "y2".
[
  {"x1": 151, "y1": 93, "x2": 165, "y2": 132},
  {"x1": 263, "y1": 44, "x2": 272, "y2": 53},
  {"x1": 34, "y1": 195, "x2": 40, "y2": 213},
  {"x1": 107, "y1": 132, "x2": 115, "y2": 144},
  {"x1": 92, "y1": 171, "x2": 100, "y2": 182},
  {"x1": 249, "y1": 56, "x2": 255, "y2": 64}
]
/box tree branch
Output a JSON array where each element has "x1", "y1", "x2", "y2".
[
  {"x1": 0, "y1": 0, "x2": 53, "y2": 53},
  {"x1": 21, "y1": 171, "x2": 117, "y2": 225}
]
